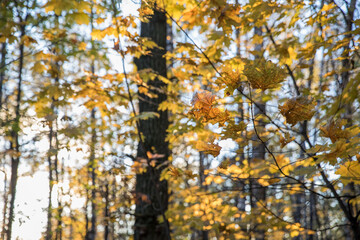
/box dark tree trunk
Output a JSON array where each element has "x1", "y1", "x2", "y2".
[
  {"x1": 85, "y1": 109, "x2": 97, "y2": 240},
  {"x1": 104, "y1": 182, "x2": 109, "y2": 240},
  {"x1": 133, "y1": 7, "x2": 170, "y2": 240},
  {"x1": 85, "y1": 189, "x2": 89, "y2": 239},
  {"x1": 90, "y1": 108, "x2": 97, "y2": 240},
  {"x1": 55, "y1": 135, "x2": 63, "y2": 240},
  {"x1": 110, "y1": 175, "x2": 116, "y2": 240},
  {"x1": 7, "y1": 24, "x2": 25, "y2": 240},
  {"x1": 0, "y1": 42, "x2": 6, "y2": 110},
  {"x1": 46, "y1": 121, "x2": 54, "y2": 240},
  {"x1": 308, "y1": 182, "x2": 318, "y2": 240},
  {"x1": 0, "y1": 41, "x2": 8, "y2": 240},
  {"x1": 1, "y1": 170, "x2": 7, "y2": 240},
  {"x1": 53, "y1": 61, "x2": 62, "y2": 240},
  {"x1": 85, "y1": 6, "x2": 97, "y2": 239},
  {"x1": 199, "y1": 152, "x2": 208, "y2": 240},
  {"x1": 339, "y1": 0, "x2": 360, "y2": 238}
]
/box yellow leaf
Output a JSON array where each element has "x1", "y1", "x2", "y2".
[
  {"x1": 32, "y1": 62, "x2": 47, "y2": 74},
  {"x1": 321, "y1": 3, "x2": 335, "y2": 12},
  {"x1": 258, "y1": 178, "x2": 269, "y2": 187},
  {"x1": 72, "y1": 12, "x2": 90, "y2": 25},
  {"x1": 78, "y1": 42, "x2": 87, "y2": 51},
  {"x1": 213, "y1": 176, "x2": 224, "y2": 184},
  {"x1": 91, "y1": 29, "x2": 103, "y2": 40},
  {"x1": 336, "y1": 161, "x2": 360, "y2": 184},
  {"x1": 290, "y1": 230, "x2": 299, "y2": 237},
  {"x1": 76, "y1": 1, "x2": 91, "y2": 13},
  {"x1": 205, "y1": 176, "x2": 213, "y2": 185}
]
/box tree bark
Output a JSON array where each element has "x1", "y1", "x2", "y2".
[
  {"x1": 46, "y1": 120, "x2": 54, "y2": 240},
  {"x1": 134, "y1": 6, "x2": 170, "y2": 240},
  {"x1": 85, "y1": 108, "x2": 97, "y2": 240},
  {"x1": 55, "y1": 127, "x2": 62, "y2": 240},
  {"x1": 0, "y1": 40, "x2": 8, "y2": 240},
  {"x1": 0, "y1": 42, "x2": 6, "y2": 110},
  {"x1": 87, "y1": 9, "x2": 97, "y2": 237},
  {"x1": 104, "y1": 182, "x2": 109, "y2": 240},
  {"x1": 7, "y1": 24, "x2": 25, "y2": 240},
  {"x1": 1, "y1": 168, "x2": 8, "y2": 240},
  {"x1": 339, "y1": 0, "x2": 360, "y2": 238}
]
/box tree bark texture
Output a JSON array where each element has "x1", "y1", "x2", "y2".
[{"x1": 134, "y1": 8, "x2": 170, "y2": 240}]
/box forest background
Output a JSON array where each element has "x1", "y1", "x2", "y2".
[{"x1": 0, "y1": 0, "x2": 360, "y2": 239}]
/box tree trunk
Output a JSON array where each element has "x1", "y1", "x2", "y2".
[
  {"x1": 133, "y1": 6, "x2": 170, "y2": 240},
  {"x1": 85, "y1": 188, "x2": 89, "y2": 239},
  {"x1": 46, "y1": 121, "x2": 54, "y2": 240},
  {"x1": 0, "y1": 40, "x2": 8, "y2": 240},
  {"x1": 7, "y1": 24, "x2": 25, "y2": 240},
  {"x1": 104, "y1": 182, "x2": 109, "y2": 240},
  {"x1": 55, "y1": 128, "x2": 63, "y2": 240},
  {"x1": 85, "y1": 109, "x2": 97, "y2": 240},
  {"x1": 251, "y1": 101, "x2": 266, "y2": 240},
  {"x1": 1, "y1": 168, "x2": 8, "y2": 240},
  {"x1": 110, "y1": 175, "x2": 116, "y2": 240},
  {"x1": 0, "y1": 42, "x2": 6, "y2": 110},
  {"x1": 339, "y1": 0, "x2": 360, "y2": 238},
  {"x1": 87, "y1": 10, "x2": 97, "y2": 236},
  {"x1": 199, "y1": 152, "x2": 208, "y2": 240},
  {"x1": 292, "y1": 61, "x2": 313, "y2": 240},
  {"x1": 251, "y1": 26, "x2": 266, "y2": 240}
]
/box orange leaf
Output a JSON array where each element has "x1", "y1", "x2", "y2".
[{"x1": 196, "y1": 140, "x2": 221, "y2": 157}]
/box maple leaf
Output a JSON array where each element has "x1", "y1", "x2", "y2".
[
  {"x1": 221, "y1": 119, "x2": 246, "y2": 139},
  {"x1": 279, "y1": 96, "x2": 316, "y2": 126},
  {"x1": 195, "y1": 140, "x2": 221, "y2": 157},
  {"x1": 219, "y1": 65, "x2": 245, "y2": 96},
  {"x1": 189, "y1": 90, "x2": 229, "y2": 126},
  {"x1": 189, "y1": 90, "x2": 215, "y2": 121},
  {"x1": 207, "y1": 107, "x2": 221, "y2": 119},
  {"x1": 320, "y1": 120, "x2": 350, "y2": 143},
  {"x1": 191, "y1": 90, "x2": 216, "y2": 112},
  {"x1": 208, "y1": 109, "x2": 230, "y2": 126},
  {"x1": 336, "y1": 161, "x2": 360, "y2": 185},
  {"x1": 322, "y1": 139, "x2": 349, "y2": 165},
  {"x1": 243, "y1": 59, "x2": 286, "y2": 90}
]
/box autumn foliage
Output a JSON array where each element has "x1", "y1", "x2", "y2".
[{"x1": 0, "y1": 0, "x2": 360, "y2": 239}]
